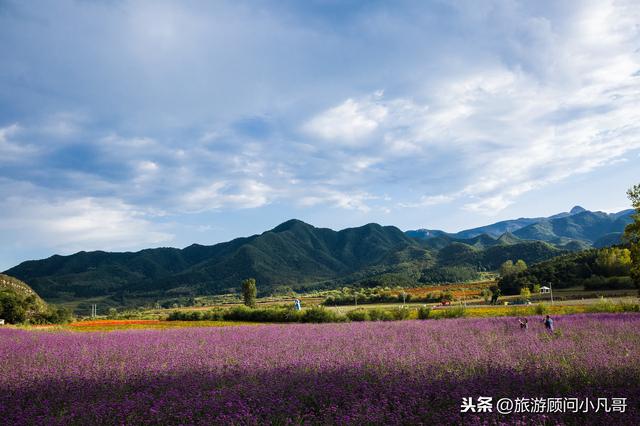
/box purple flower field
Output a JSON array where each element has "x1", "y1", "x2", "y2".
[{"x1": 1, "y1": 314, "x2": 639, "y2": 425}]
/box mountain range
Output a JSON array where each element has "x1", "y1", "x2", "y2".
[
  {"x1": 3, "y1": 206, "x2": 633, "y2": 310},
  {"x1": 407, "y1": 206, "x2": 633, "y2": 248}
]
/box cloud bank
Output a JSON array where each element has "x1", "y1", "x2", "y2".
[{"x1": 0, "y1": 0, "x2": 639, "y2": 267}]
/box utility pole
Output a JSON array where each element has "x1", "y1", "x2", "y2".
[
  {"x1": 91, "y1": 304, "x2": 97, "y2": 318},
  {"x1": 549, "y1": 283, "x2": 554, "y2": 305}
]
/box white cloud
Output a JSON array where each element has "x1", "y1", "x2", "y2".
[
  {"x1": 297, "y1": 188, "x2": 377, "y2": 212},
  {"x1": 2, "y1": 0, "x2": 640, "y2": 249},
  {"x1": 180, "y1": 179, "x2": 274, "y2": 212},
  {"x1": 40, "y1": 112, "x2": 84, "y2": 138},
  {"x1": 302, "y1": 92, "x2": 388, "y2": 144},
  {"x1": 400, "y1": 194, "x2": 455, "y2": 208},
  {"x1": 0, "y1": 195, "x2": 172, "y2": 253},
  {"x1": 0, "y1": 124, "x2": 37, "y2": 160}
]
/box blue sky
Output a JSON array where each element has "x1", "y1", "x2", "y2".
[{"x1": 1, "y1": 0, "x2": 639, "y2": 270}]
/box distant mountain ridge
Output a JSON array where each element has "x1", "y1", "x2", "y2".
[
  {"x1": 407, "y1": 206, "x2": 633, "y2": 247},
  {"x1": 4, "y1": 219, "x2": 564, "y2": 310},
  {"x1": 5, "y1": 206, "x2": 630, "y2": 310}
]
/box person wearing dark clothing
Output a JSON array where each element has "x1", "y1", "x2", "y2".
[
  {"x1": 519, "y1": 318, "x2": 528, "y2": 329},
  {"x1": 543, "y1": 315, "x2": 554, "y2": 331}
]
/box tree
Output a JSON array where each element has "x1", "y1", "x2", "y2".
[
  {"x1": 489, "y1": 285, "x2": 501, "y2": 304},
  {"x1": 520, "y1": 287, "x2": 531, "y2": 299},
  {"x1": 0, "y1": 291, "x2": 27, "y2": 324},
  {"x1": 242, "y1": 278, "x2": 257, "y2": 308},
  {"x1": 513, "y1": 259, "x2": 528, "y2": 274},
  {"x1": 624, "y1": 183, "x2": 640, "y2": 292},
  {"x1": 595, "y1": 247, "x2": 632, "y2": 277},
  {"x1": 499, "y1": 260, "x2": 514, "y2": 277},
  {"x1": 441, "y1": 291, "x2": 454, "y2": 303}
]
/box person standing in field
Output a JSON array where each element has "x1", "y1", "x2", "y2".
[
  {"x1": 543, "y1": 315, "x2": 554, "y2": 331},
  {"x1": 519, "y1": 318, "x2": 528, "y2": 330}
]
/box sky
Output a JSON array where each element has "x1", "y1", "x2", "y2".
[{"x1": 1, "y1": 0, "x2": 639, "y2": 270}]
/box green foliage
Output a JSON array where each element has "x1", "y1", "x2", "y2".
[
  {"x1": 0, "y1": 288, "x2": 71, "y2": 325},
  {"x1": 500, "y1": 259, "x2": 527, "y2": 277},
  {"x1": 419, "y1": 266, "x2": 480, "y2": 284},
  {"x1": 391, "y1": 307, "x2": 411, "y2": 320},
  {"x1": 0, "y1": 274, "x2": 71, "y2": 324},
  {"x1": 582, "y1": 297, "x2": 640, "y2": 314},
  {"x1": 0, "y1": 291, "x2": 28, "y2": 323},
  {"x1": 534, "y1": 303, "x2": 549, "y2": 315},
  {"x1": 169, "y1": 305, "x2": 344, "y2": 323},
  {"x1": 417, "y1": 305, "x2": 431, "y2": 320},
  {"x1": 441, "y1": 291, "x2": 454, "y2": 303},
  {"x1": 489, "y1": 285, "x2": 501, "y2": 304},
  {"x1": 519, "y1": 287, "x2": 531, "y2": 299},
  {"x1": 242, "y1": 278, "x2": 257, "y2": 308},
  {"x1": 367, "y1": 308, "x2": 394, "y2": 321},
  {"x1": 595, "y1": 247, "x2": 632, "y2": 276},
  {"x1": 583, "y1": 275, "x2": 634, "y2": 290},
  {"x1": 438, "y1": 305, "x2": 466, "y2": 318},
  {"x1": 323, "y1": 287, "x2": 414, "y2": 306},
  {"x1": 300, "y1": 306, "x2": 343, "y2": 323},
  {"x1": 498, "y1": 249, "x2": 599, "y2": 295},
  {"x1": 346, "y1": 309, "x2": 369, "y2": 321},
  {"x1": 624, "y1": 183, "x2": 640, "y2": 291},
  {"x1": 499, "y1": 260, "x2": 514, "y2": 276}
]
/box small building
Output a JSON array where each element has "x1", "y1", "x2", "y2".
[
  {"x1": 0, "y1": 319, "x2": 5, "y2": 325},
  {"x1": 540, "y1": 286, "x2": 551, "y2": 294}
]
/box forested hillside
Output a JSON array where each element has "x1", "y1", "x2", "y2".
[{"x1": 5, "y1": 219, "x2": 564, "y2": 308}]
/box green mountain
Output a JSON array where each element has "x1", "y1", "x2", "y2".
[
  {"x1": 5, "y1": 221, "x2": 429, "y2": 303},
  {"x1": 4, "y1": 219, "x2": 566, "y2": 309},
  {"x1": 513, "y1": 210, "x2": 633, "y2": 244},
  {"x1": 408, "y1": 207, "x2": 634, "y2": 248}
]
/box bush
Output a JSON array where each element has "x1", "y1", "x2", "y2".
[
  {"x1": 439, "y1": 305, "x2": 466, "y2": 319},
  {"x1": 417, "y1": 306, "x2": 431, "y2": 320},
  {"x1": 534, "y1": 303, "x2": 549, "y2": 315},
  {"x1": 368, "y1": 308, "x2": 394, "y2": 321},
  {"x1": 391, "y1": 307, "x2": 411, "y2": 321},
  {"x1": 167, "y1": 309, "x2": 225, "y2": 321},
  {"x1": 301, "y1": 306, "x2": 344, "y2": 323},
  {"x1": 585, "y1": 297, "x2": 640, "y2": 314},
  {"x1": 346, "y1": 309, "x2": 369, "y2": 322}
]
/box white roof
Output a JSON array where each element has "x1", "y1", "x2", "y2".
[{"x1": 540, "y1": 286, "x2": 551, "y2": 289}]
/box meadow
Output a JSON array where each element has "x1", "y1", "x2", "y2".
[{"x1": 1, "y1": 313, "x2": 639, "y2": 425}]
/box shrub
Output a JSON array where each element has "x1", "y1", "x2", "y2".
[
  {"x1": 535, "y1": 303, "x2": 549, "y2": 315},
  {"x1": 587, "y1": 297, "x2": 617, "y2": 313},
  {"x1": 346, "y1": 309, "x2": 369, "y2": 322},
  {"x1": 301, "y1": 306, "x2": 344, "y2": 323},
  {"x1": 619, "y1": 302, "x2": 640, "y2": 312},
  {"x1": 417, "y1": 306, "x2": 431, "y2": 320},
  {"x1": 368, "y1": 308, "x2": 394, "y2": 321},
  {"x1": 391, "y1": 307, "x2": 411, "y2": 321},
  {"x1": 439, "y1": 305, "x2": 466, "y2": 319}
]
